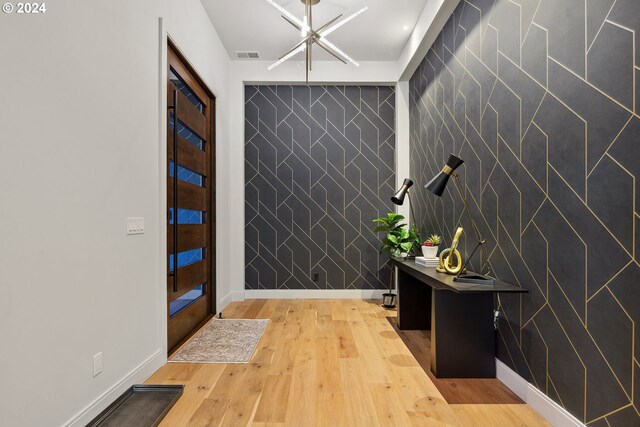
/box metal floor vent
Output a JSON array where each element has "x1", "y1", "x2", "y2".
[
  {"x1": 87, "y1": 385, "x2": 183, "y2": 427},
  {"x1": 235, "y1": 51, "x2": 260, "y2": 59}
]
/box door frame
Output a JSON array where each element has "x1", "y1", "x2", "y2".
[{"x1": 158, "y1": 26, "x2": 218, "y2": 357}]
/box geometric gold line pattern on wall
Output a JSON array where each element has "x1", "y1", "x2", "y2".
[
  {"x1": 409, "y1": 0, "x2": 640, "y2": 424},
  {"x1": 245, "y1": 85, "x2": 396, "y2": 290}
]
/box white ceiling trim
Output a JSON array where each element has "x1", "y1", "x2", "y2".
[{"x1": 398, "y1": 0, "x2": 462, "y2": 81}]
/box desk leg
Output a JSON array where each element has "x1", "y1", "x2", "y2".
[
  {"x1": 397, "y1": 268, "x2": 431, "y2": 330},
  {"x1": 431, "y1": 290, "x2": 495, "y2": 378}
]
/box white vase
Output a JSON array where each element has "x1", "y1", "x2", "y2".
[{"x1": 421, "y1": 245, "x2": 439, "y2": 259}]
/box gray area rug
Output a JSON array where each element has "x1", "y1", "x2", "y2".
[{"x1": 169, "y1": 318, "x2": 269, "y2": 364}]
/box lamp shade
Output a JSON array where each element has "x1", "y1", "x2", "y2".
[
  {"x1": 391, "y1": 178, "x2": 414, "y2": 205},
  {"x1": 424, "y1": 154, "x2": 464, "y2": 197}
]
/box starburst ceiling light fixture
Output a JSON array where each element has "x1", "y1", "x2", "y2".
[{"x1": 265, "y1": 0, "x2": 368, "y2": 83}]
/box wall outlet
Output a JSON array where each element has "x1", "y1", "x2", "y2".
[
  {"x1": 126, "y1": 217, "x2": 144, "y2": 235},
  {"x1": 93, "y1": 352, "x2": 103, "y2": 377},
  {"x1": 312, "y1": 272, "x2": 319, "y2": 282}
]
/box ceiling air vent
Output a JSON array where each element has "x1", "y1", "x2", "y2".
[{"x1": 235, "y1": 51, "x2": 260, "y2": 59}]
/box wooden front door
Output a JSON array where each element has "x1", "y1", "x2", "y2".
[{"x1": 167, "y1": 42, "x2": 215, "y2": 352}]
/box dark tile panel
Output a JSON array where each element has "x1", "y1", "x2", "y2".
[
  {"x1": 587, "y1": 156, "x2": 634, "y2": 252},
  {"x1": 534, "y1": 304, "x2": 586, "y2": 419},
  {"x1": 533, "y1": 94, "x2": 586, "y2": 200},
  {"x1": 547, "y1": 59, "x2": 632, "y2": 173},
  {"x1": 587, "y1": 22, "x2": 634, "y2": 110},
  {"x1": 635, "y1": 361, "x2": 640, "y2": 412},
  {"x1": 636, "y1": 68, "x2": 640, "y2": 114},
  {"x1": 481, "y1": 24, "x2": 498, "y2": 74},
  {"x1": 489, "y1": 79, "x2": 521, "y2": 155},
  {"x1": 497, "y1": 52, "x2": 546, "y2": 141},
  {"x1": 547, "y1": 169, "x2": 632, "y2": 297},
  {"x1": 586, "y1": 0, "x2": 615, "y2": 48},
  {"x1": 489, "y1": 0, "x2": 521, "y2": 65},
  {"x1": 498, "y1": 314, "x2": 531, "y2": 378},
  {"x1": 607, "y1": 0, "x2": 640, "y2": 68},
  {"x1": 409, "y1": 0, "x2": 639, "y2": 423},
  {"x1": 587, "y1": 288, "x2": 633, "y2": 396},
  {"x1": 246, "y1": 85, "x2": 395, "y2": 290},
  {"x1": 533, "y1": 0, "x2": 586, "y2": 77},
  {"x1": 605, "y1": 405, "x2": 640, "y2": 427},
  {"x1": 521, "y1": 320, "x2": 548, "y2": 391},
  {"x1": 608, "y1": 118, "x2": 640, "y2": 214},
  {"x1": 606, "y1": 264, "x2": 640, "y2": 361},
  {"x1": 521, "y1": 222, "x2": 548, "y2": 296},
  {"x1": 534, "y1": 200, "x2": 586, "y2": 321},
  {"x1": 520, "y1": 122, "x2": 547, "y2": 190},
  {"x1": 547, "y1": 274, "x2": 631, "y2": 422},
  {"x1": 521, "y1": 23, "x2": 547, "y2": 88},
  {"x1": 587, "y1": 418, "x2": 610, "y2": 427}
]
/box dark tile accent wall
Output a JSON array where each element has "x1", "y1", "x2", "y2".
[
  {"x1": 409, "y1": 0, "x2": 640, "y2": 424},
  {"x1": 245, "y1": 85, "x2": 396, "y2": 290}
]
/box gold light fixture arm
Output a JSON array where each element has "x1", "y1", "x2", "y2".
[
  {"x1": 452, "y1": 173, "x2": 489, "y2": 275},
  {"x1": 316, "y1": 14, "x2": 343, "y2": 33},
  {"x1": 279, "y1": 37, "x2": 311, "y2": 60},
  {"x1": 315, "y1": 39, "x2": 347, "y2": 63},
  {"x1": 281, "y1": 14, "x2": 302, "y2": 31},
  {"x1": 406, "y1": 189, "x2": 417, "y2": 232}
]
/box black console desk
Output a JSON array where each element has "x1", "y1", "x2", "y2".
[{"x1": 392, "y1": 258, "x2": 527, "y2": 378}]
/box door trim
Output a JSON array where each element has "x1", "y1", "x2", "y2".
[{"x1": 160, "y1": 32, "x2": 217, "y2": 355}]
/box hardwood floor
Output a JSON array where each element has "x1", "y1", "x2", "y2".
[
  {"x1": 147, "y1": 299, "x2": 548, "y2": 426},
  {"x1": 388, "y1": 319, "x2": 524, "y2": 405}
]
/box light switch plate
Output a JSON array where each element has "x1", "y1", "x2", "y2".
[{"x1": 126, "y1": 217, "x2": 144, "y2": 235}]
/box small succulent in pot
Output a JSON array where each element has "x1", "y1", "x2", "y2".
[
  {"x1": 421, "y1": 234, "x2": 442, "y2": 258},
  {"x1": 423, "y1": 234, "x2": 442, "y2": 246}
]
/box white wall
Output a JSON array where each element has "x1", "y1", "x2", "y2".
[{"x1": 0, "y1": 1, "x2": 230, "y2": 425}]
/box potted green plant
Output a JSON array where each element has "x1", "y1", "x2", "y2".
[
  {"x1": 373, "y1": 213, "x2": 420, "y2": 308},
  {"x1": 421, "y1": 234, "x2": 442, "y2": 259}
]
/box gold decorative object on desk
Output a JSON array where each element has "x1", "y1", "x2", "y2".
[
  {"x1": 437, "y1": 226, "x2": 464, "y2": 274},
  {"x1": 425, "y1": 154, "x2": 495, "y2": 285}
]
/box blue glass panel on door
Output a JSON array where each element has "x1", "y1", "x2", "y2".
[
  {"x1": 169, "y1": 248, "x2": 204, "y2": 271},
  {"x1": 169, "y1": 113, "x2": 204, "y2": 149},
  {"x1": 169, "y1": 68, "x2": 204, "y2": 112},
  {"x1": 169, "y1": 284, "x2": 205, "y2": 317},
  {"x1": 169, "y1": 161, "x2": 203, "y2": 187},
  {"x1": 169, "y1": 208, "x2": 204, "y2": 225}
]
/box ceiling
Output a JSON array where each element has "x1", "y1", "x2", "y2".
[{"x1": 201, "y1": 0, "x2": 429, "y2": 62}]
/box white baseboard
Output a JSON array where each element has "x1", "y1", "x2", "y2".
[
  {"x1": 219, "y1": 290, "x2": 246, "y2": 310},
  {"x1": 231, "y1": 291, "x2": 246, "y2": 301},
  {"x1": 496, "y1": 359, "x2": 586, "y2": 427},
  {"x1": 218, "y1": 292, "x2": 233, "y2": 310},
  {"x1": 64, "y1": 349, "x2": 165, "y2": 427},
  {"x1": 244, "y1": 289, "x2": 387, "y2": 299}
]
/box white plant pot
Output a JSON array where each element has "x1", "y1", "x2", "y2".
[{"x1": 421, "y1": 245, "x2": 439, "y2": 259}]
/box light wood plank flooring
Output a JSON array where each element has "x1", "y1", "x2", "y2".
[{"x1": 147, "y1": 299, "x2": 548, "y2": 426}]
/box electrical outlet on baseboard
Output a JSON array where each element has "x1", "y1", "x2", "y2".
[{"x1": 93, "y1": 352, "x2": 103, "y2": 377}]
